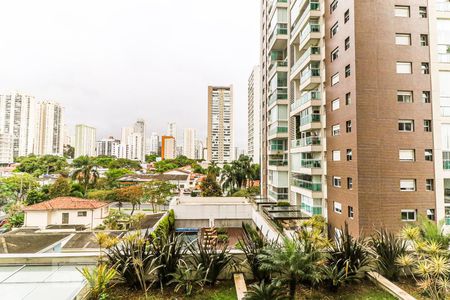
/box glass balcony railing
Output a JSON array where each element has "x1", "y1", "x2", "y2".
[
  {"x1": 269, "y1": 60, "x2": 288, "y2": 71},
  {"x1": 268, "y1": 23, "x2": 288, "y2": 45},
  {"x1": 291, "y1": 1, "x2": 320, "y2": 38},
  {"x1": 269, "y1": 144, "x2": 285, "y2": 151},
  {"x1": 269, "y1": 126, "x2": 288, "y2": 135},
  {"x1": 300, "y1": 114, "x2": 320, "y2": 126},
  {"x1": 438, "y1": 53, "x2": 450, "y2": 63},
  {"x1": 292, "y1": 178, "x2": 322, "y2": 191},
  {"x1": 300, "y1": 68, "x2": 320, "y2": 84},
  {"x1": 301, "y1": 159, "x2": 321, "y2": 168},
  {"x1": 268, "y1": 88, "x2": 288, "y2": 106},
  {"x1": 291, "y1": 136, "x2": 321, "y2": 148},
  {"x1": 300, "y1": 24, "x2": 320, "y2": 43},
  {"x1": 291, "y1": 47, "x2": 320, "y2": 74},
  {"x1": 269, "y1": 159, "x2": 288, "y2": 166},
  {"x1": 301, "y1": 202, "x2": 322, "y2": 215},
  {"x1": 446, "y1": 217, "x2": 450, "y2": 226},
  {"x1": 291, "y1": 91, "x2": 320, "y2": 111},
  {"x1": 269, "y1": 190, "x2": 289, "y2": 200}
]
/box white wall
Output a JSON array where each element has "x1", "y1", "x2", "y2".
[
  {"x1": 24, "y1": 211, "x2": 49, "y2": 228},
  {"x1": 26, "y1": 207, "x2": 109, "y2": 229}
]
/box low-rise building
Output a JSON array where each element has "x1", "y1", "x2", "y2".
[{"x1": 23, "y1": 197, "x2": 110, "y2": 229}]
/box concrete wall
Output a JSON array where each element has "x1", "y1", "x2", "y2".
[
  {"x1": 26, "y1": 207, "x2": 109, "y2": 229},
  {"x1": 24, "y1": 211, "x2": 49, "y2": 228}
]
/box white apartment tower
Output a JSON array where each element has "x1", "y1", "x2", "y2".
[
  {"x1": 0, "y1": 133, "x2": 13, "y2": 164},
  {"x1": 248, "y1": 65, "x2": 262, "y2": 163},
  {"x1": 167, "y1": 122, "x2": 177, "y2": 140},
  {"x1": 120, "y1": 119, "x2": 146, "y2": 161},
  {"x1": 74, "y1": 124, "x2": 96, "y2": 158},
  {"x1": 35, "y1": 101, "x2": 64, "y2": 156},
  {"x1": 0, "y1": 92, "x2": 37, "y2": 158},
  {"x1": 183, "y1": 128, "x2": 196, "y2": 159},
  {"x1": 149, "y1": 132, "x2": 159, "y2": 154},
  {"x1": 207, "y1": 86, "x2": 234, "y2": 163},
  {"x1": 96, "y1": 137, "x2": 120, "y2": 157}
]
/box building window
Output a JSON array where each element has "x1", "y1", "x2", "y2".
[
  {"x1": 348, "y1": 206, "x2": 354, "y2": 218},
  {"x1": 399, "y1": 149, "x2": 415, "y2": 161},
  {"x1": 347, "y1": 177, "x2": 353, "y2": 189},
  {"x1": 424, "y1": 120, "x2": 432, "y2": 132},
  {"x1": 395, "y1": 33, "x2": 411, "y2": 45},
  {"x1": 331, "y1": 47, "x2": 339, "y2": 61},
  {"x1": 331, "y1": 22, "x2": 339, "y2": 38},
  {"x1": 400, "y1": 179, "x2": 416, "y2": 191},
  {"x1": 78, "y1": 211, "x2": 87, "y2": 217},
  {"x1": 332, "y1": 124, "x2": 341, "y2": 136},
  {"x1": 346, "y1": 149, "x2": 352, "y2": 161},
  {"x1": 332, "y1": 150, "x2": 341, "y2": 161},
  {"x1": 426, "y1": 179, "x2": 434, "y2": 191},
  {"x1": 395, "y1": 5, "x2": 410, "y2": 17},
  {"x1": 419, "y1": 6, "x2": 427, "y2": 18},
  {"x1": 346, "y1": 120, "x2": 352, "y2": 133},
  {"x1": 425, "y1": 149, "x2": 433, "y2": 161},
  {"x1": 331, "y1": 73, "x2": 340, "y2": 85},
  {"x1": 396, "y1": 62, "x2": 412, "y2": 74},
  {"x1": 344, "y1": 9, "x2": 350, "y2": 23},
  {"x1": 427, "y1": 209, "x2": 435, "y2": 221},
  {"x1": 345, "y1": 37, "x2": 350, "y2": 50},
  {"x1": 398, "y1": 120, "x2": 414, "y2": 132},
  {"x1": 397, "y1": 91, "x2": 413, "y2": 103},
  {"x1": 420, "y1": 34, "x2": 429, "y2": 46},
  {"x1": 345, "y1": 92, "x2": 351, "y2": 105},
  {"x1": 345, "y1": 64, "x2": 351, "y2": 77},
  {"x1": 422, "y1": 91, "x2": 431, "y2": 103},
  {"x1": 421, "y1": 63, "x2": 429, "y2": 74},
  {"x1": 334, "y1": 201, "x2": 342, "y2": 214},
  {"x1": 330, "y1": 0, "x2": 338, "y2": 13},
  {"x1": 332, "y1": 98, "x2": 340, "y2": 110},
  {"x1": 333, "y1": 176, "x2": 342, "y2": 187},
  {"x1": 401, "y1": 210, "x2": 416, "y2": 221}
]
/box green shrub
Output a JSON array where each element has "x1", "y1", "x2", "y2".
[{"x1": 276, "y1": 201, "x2": 290, "y2": 207}]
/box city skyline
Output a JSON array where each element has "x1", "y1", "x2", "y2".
[{"x1": 0, "y1": 0, "x2": 259, "y2": 149}]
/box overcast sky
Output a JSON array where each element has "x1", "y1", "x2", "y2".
[{"x1": 0, "y1": 0, "x2": 260, "y2": 149}]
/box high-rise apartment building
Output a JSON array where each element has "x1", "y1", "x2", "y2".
[
  {"x1": 0, "y1": 133, "x2": 13, "y2": 164},
  {"x1": 183, "y1": 128, "x2": 196, "y2": 159},
  {"x1": 120, "y1": 119, "x2": 146, "y2": 161},
  {"x1": 74, "y1": 124, "x2": 96, "y2": 158},
  {"x1": 35, "y1": 101, "x2": 64, "y2": 156},
  {"x1": 167, "y1": 122, "x2": 177, "y2": 140},
  {"x1": 149, "y1": 132, "x2": 160, "y2": 155},
  {"x1": 248, "y1": 65, "x2": 262, "y2": 164},
  {"x1": 0, "y1": 92, "x2": 37, "y2": 158},
  {"x1": 260, "y1": 0, "x2": 450, "y2": 236},
  {"x1": 207, "y1": 86, "x2": 234, "y2": 163},
  {"x1": 161, "y1": 135, "x2": 176, "y2": 160},
  {"x1": 96, "y1": 137, "x2": 120, "y2": 157}
]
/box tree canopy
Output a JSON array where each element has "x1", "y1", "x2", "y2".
[{"x1": 15, "y1": 155, "x2": 68, "y2": 176}]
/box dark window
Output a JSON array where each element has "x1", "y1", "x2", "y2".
[
  {"x1": 346, "y1": 149, "x2": 352, "y2": 161},
  {"x1": 347, "y1": 177, "x2": 353, "y2": 189},
  {"x1": 330, "y1": 0, "x2": 338, "y2": 13},
  {"x1": 345, "y1": 92, "x2": 351, "y2": 105},
  {"x1": 345, "y1": 37, "x2": 350, "y2": 50},
  {"x1": 419, "y1": 6, "x2": 427, "y2": 18},
  {"x1": 344, "y1": 10, "x2": 350, "y2": 23},
  {"x1": 421, "y1": 62, "x2": 430, "y2": 74},
  {"x1": 348, "y1": 206, "x2": 354, "y2": 218},
  {"x1": 331, "y1": 22, "x2": 339, "y2": 38},
  {"x1": 422, "y1": 91, "x2": 431, "y2": 103},
  {"x1": 346, "y1": 120, "x2": 352, "y2": 133},
  {"x1": 420, "y1": 34, "x2": 429, "y2": 46},
  {"x1": 424, "y1": 120, "x2": 432, "y2": 132},
  {"x1": 426, "y1": 179, "x2": 434, "y2": 191},
  {"x1": 425, "y1": 149, "x2": 433, "y2": 161},
  {"x1": 345, "y1": 64, "x2": 351, "y2": 77}
]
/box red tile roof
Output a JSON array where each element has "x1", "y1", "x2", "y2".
[{"x1": 23, "y1": 197, "x2": 109, "y2": 211}]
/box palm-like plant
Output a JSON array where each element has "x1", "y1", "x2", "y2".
[
  {"x1": 220, "y1": 164, "x2": 238, "y2": 195},
  {"x1": 370, "y1": 228, "x2": 407, "y2": 281},
  {"x1": 169, "y1": 260, "x2": 206, "y2": 296},
  {"x1": 244, "y1": 280, "x2": 288, "y2": 300},
  {"x1": 259, "y1": 229, "x2": 327, "y2": 300},
  {"x1": 154, "y1": 232, "x2": 187, "y2": 286},
  {"x1": 79, "y1": 264, "x2": 117, "y2": 300},
  {"x1": 71, "y1": 156, "x2": 99, "y2": 196}
]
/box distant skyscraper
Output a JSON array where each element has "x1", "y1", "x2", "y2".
[
  {"x1": 0, "y1": 92, "x2": 37, "y2": 158},
  {"x1": 35, "y1": 101, "x2": 64, "y2": 156},
  {"x1": 183, "y1": 128, "x2": 196, "y2": 159},
  {"x1": 248, "y1": 66, "x2": 261, "y2": 163},
  {"x1": 74, "y1": 124, "x2": 96, "y2": 157},
  {"x1": 96, "y1": 137, "x2": 120, "y2": 157},
  {"x1": 0, "y1": 133, "x2": 13, "y2": 164},
  {"x1": 207, "y1": 85, "x2": 233, "y2": 163},
  {"x1": 149, "y1": 132, "x2": 159, "y2": 155},
  {"x1": 167, "y1": 122, "x2": 177, "y2": 140},
  {"x1": 194, "y1": 139, "x2": 204, "y2": 160},
  {"x1": 161, "y1": 136, "x2": 176, "y2": 160},
  {"x1": 120, "y1": 119, "x2": 146, "y2": 161}
]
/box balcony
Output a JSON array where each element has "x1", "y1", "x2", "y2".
[
  {"x1": 301, "y1": 159, "x2": 321, "y2": 168},
  {"x1": 269, "y1": 60, "x2": 288, "y2": 71},
  {"x1": 299, "y1": 24, "x2": 320, "y2": 49},
  {"x1": 291, "y1": 46, "x2": 321, "y2": 79},
  {"x1": 291, "y1": 1, "x2": 321, "y2": 41},
  {"x1": 268, "y1": 23, "x2": 288, "y2": 50},
  {"x1": 292, "y1": 178, "x2": 322, "y2": 192},
  {"x1": 437, "y1": 2, "x2": 450, "y2": 11},
  {"x1": 269, "y1": 159, "x2": 288, "y2": 166},
  {"x1": 291, "y1": 136, "x2": 321, "y2": 148},
  {"x1": 269, "y1": 126, "x2": 288, "y2": 136},
  {"x1": 291, "y1": 91, "x2": 321, "y2": 112},
  {"x1": 438, "y1": 53, "x2": 450, "y2": 63},
  {"x1": 300, "y1": 67, "x2": 320, "y2": 88},
  {"x1": 269, "y1": 190, "x2": 289, "y2": 201},
  {"x1": 445, "y1": 188, "x2": 450, "y2": 204},
  {"x1": 300, "y1": 202, "x2": 322, "y2": 215},
  {"x1": 300, "y1": 113, "x2": 320, "y2": 126},
  {"x1": 269, "y1": 143, "x2": 286, "y2": 152},
  {"x1": 268, "y1": 88, "x2": 288, "y2": 106}
]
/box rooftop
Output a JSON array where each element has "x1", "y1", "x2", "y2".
[
  {"x1": 23, "y1": 197, "x2": 109, "y2": 211},
  {"x1": 0, "y1": 232, "x2": 70, "y2": 254},
  {"x1": 175, "y1": 196, "x2": 250, "y2": 205}
]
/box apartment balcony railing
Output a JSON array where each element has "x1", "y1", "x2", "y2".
[
  {"x1": 445, "y1": 188, "x2": 450, "y2": 203},
  {"x1": 292, "y1": 178, "x2": 322, "y2": 191},
  {"x1": 291, "y1": 46, "x2": 320, "y2": 74},
  {"x1": 300, "y1": 24, "x2": 320, "y2": 43},
  {"x1": 291, "y1": 136, "x2": 321, "y2": 148},
  {"x1": 268, "y1": 23, "x2": 288, "y2": 45},
  {"x1": 291, "y1": 91, "x2": 321, "y2": 111},
  {"x1": 291, "y1": 1, "x2": 320, "y2": 39},
  {"x1": 269, "y1": 144, "x2": 286, "y2": 151},
  {"x1": 437, "y1": 2, "x2": 450, "y2": 11},
  {"x1": 301, "y1": 159, "x2": 321, "y2": 168},
  {"x1": 438, "y1": 53, "x2": 450, "y2": 63},
  {"x1": 269, "y1": 60, "x2": 288, "y2": 71},
  {"x1": 269, "y1": 126, "x2": 288, "y2": 135},
  {"x1": 444, "y1": 160, "x2": 450, "y2": 170},
  {"x1": 269, "y1": 190, "x2": 289, "y2": 200},
  {"x1": 446, "y1": 217, "x2": 450, "y2": 226},
  {"x1": 269, "y1": 159, "x2": 288, "y2": 166},
  {"x1": 300, "y1": 113, "x2": 321, "y2": 126},
  {"x1": 300, "y1": 68, "x2": 320, "y2": 84},
  {"x1": 300, "y1": 202, "x2": 322, "y2": 215},
  {"x1": 268, "y1": 88, "x2": 288, "y2": 106}
]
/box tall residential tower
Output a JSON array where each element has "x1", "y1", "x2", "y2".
[{"x1": 248, "y1": 65, "x2": 262, "y2": 164}]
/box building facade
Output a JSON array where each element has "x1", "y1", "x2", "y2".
[
  {"x1": 35, "y1": 101, "x2": 64, "y2": 156},
  {"x1": 260, "y1": 0, "x2": 449, "y2": 236},
  {"x1": 74, "y1": 124, "x2": 96, "y2": 158},
  {"x1": 0, "y1": 133, "x2": 13, "y2": 164},
  {"x1": 183, "y1": 128, "x2": 196, "y2": 159},
  {"x1": 0, "y1": 92, "x2": 37, "y2": 158},
  {"x1": 96, "y1": 137, "x2": 120, "y2": 157},
  {"x1": 207, "y1": 85, "x2": 234, "y2": 163},
  {"x1": 149, "y1": 132, "x2": 160, "y2": 155},
  {"x1": 161, "y1": 135, "x2": 176, "y2": 160},
  {"x1": 248, "y1": 65, "x2": 262, "y2": 164},
  {"x1": 120, "y1": 119, "x2": 146, "y2": 161}
]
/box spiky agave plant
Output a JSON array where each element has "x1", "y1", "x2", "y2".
[
  {"x1": 79, "y1": 264, "x2": 117, "y2": 300},
  {"x1": 243, "y1": 280, "x2": 289, "y2": 300},
  {"x1": 168, "y1": 259, "x2": 206, "y2": 296}
]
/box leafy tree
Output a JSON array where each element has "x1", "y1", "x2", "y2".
[
  {"x1": 142, "y1": 180, "x2": 175, "y2": 213},
  {"x1": 15, "y1": 154, "x2": 68, "y2": 176},
  {"x1": 220, "y1": 164, "x2": 238, "y2": 196},
  {"x1": 200, "y1": 174, "x2": 222, "y2": 197},
  {"x1": 26, "y1": 189, "x2": 47, "y2": 205},
  {"x1": 192, "y1": 163, "x2": 206, "y2": 174},
  {"x1": 0, "y1": 173, "x2": 39, "y2": 202},
  {"x1": 105, "y1": 168, "x2": 132, "y2": 189},
  {"x1": 87, "y1": 190, "x2": 114, "y2": 201},
  {"x1": 114, "y1": 185, "x2": 144, "y2": 215},
  {"x1": 145, "y1": 154, "x2": 158, "y2": 163},
  {"x1": 71, "y1": 156, "x2": 99, "y2": 196},
  {"x1": 48, "y1": 177, "x2": 72, "y2": 198},
  {"x1": 206, "y1": 161, "x2": 220, "y2": 178},
  {"x1": 63, "y1": 145, "x2": 75, "y2": 159},
  {"x1": 109, "y1": 158, "x2": 141, "y2": 170}
]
